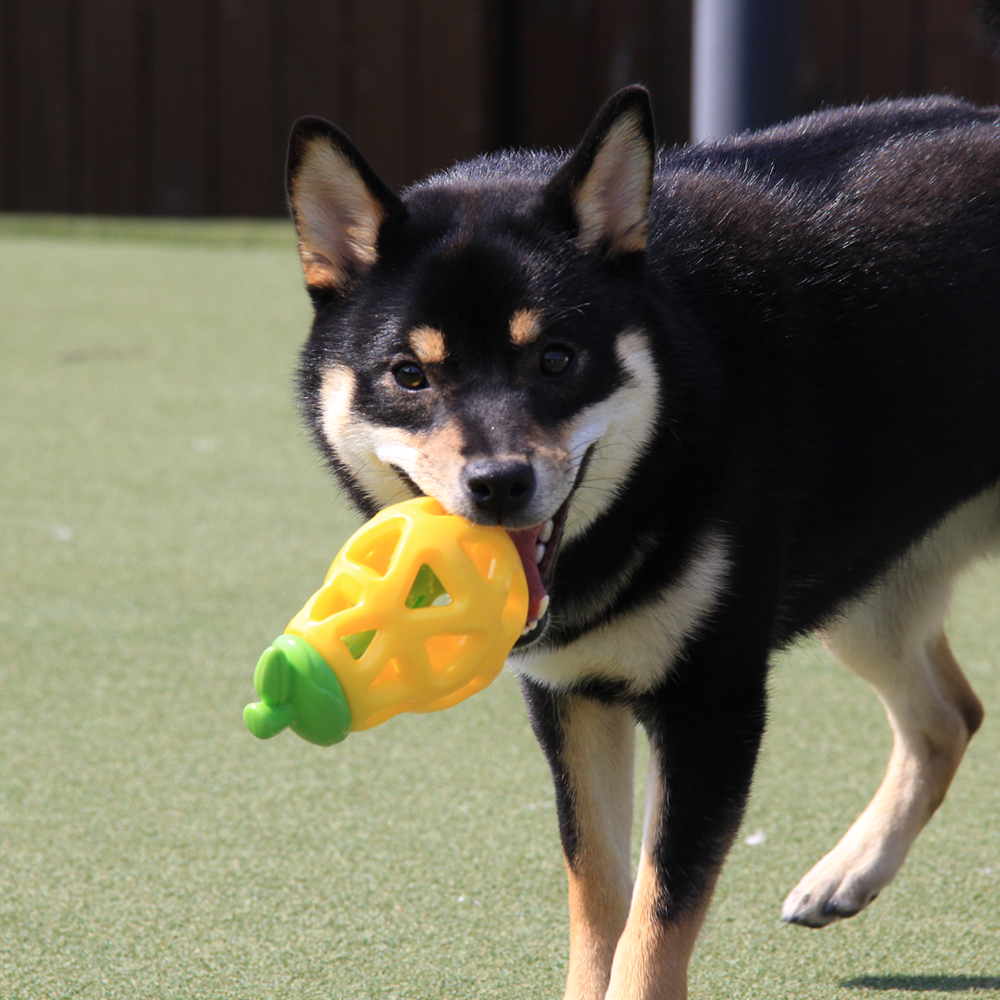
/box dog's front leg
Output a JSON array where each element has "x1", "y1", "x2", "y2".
[
  {"x1": 606, "y1": 662, "x2": 769, "y2": 1000},
  {"x1": 521, "y1": 679, "x2": 637, "y2": 1000}
]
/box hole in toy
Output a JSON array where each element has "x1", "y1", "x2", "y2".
[
  {"x1": 405, "y1": 564, "x2": 451, "y2": 609},
  {"x1": 369, "y1": 656, "x2": 403, "y2": 690},
  {"x1": 346, "y1": 522, "x2": 402, "y2": 578},
  {"x1": 424, "y1": 633, "x2": 471, "y2": 671},
  {"x1": 308, "y1": 579, "x2": 359, "y2": 622},
  {"x1": 461, "y1": 538, "x2": 499, "y2": 581},
  {"x1": 341, "y1": 629, "x2": 376, "y2": 660}
]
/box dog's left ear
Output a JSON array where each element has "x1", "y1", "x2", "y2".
[{"x1": 543, "y1": 86, "x2": 655, "y2": 257}]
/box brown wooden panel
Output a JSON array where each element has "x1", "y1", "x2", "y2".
[
  {"x1": 852, "y1": 0, "x2": 918, "y2": 100},
  {"x1": 925, "y1": 0, "x2": 997, "y2": 103},
  {"x1": 594, "y1": 0, "x2": 646, "y2": 133},
  {"x1": 480, "y1": 0, "x2": 512, "y2": 151},
  {"x1": 593, "y1": 0, "x2": 691, "y2": 147},
  {"x1": 924, "y1": 0, "x2": 972, "y2": 96},
  {"x1": 519, "y1": 0, "x2": 690, "y2": 151},
  {"x1": 802, "y1": 0, "x2": 1000, "y2": 113},
  {"x1": 284, "y1": 0, "x2": 350, "y2": 132},
  {"x1": 351, "y1": 0, "x2": 419, "y2": 189},
  {"x1": 596, "y1": 0, "x2": 644, "y2": 91},
  {"x1": 0, "y1": 0, "x2": 10, "y2": 207},
  {"x1": 977, "y1": 27, "x2": 1000, "y2": 105},
  {"x1": 650, "y1": 0, "x2": 693, "y2": 146},
  {"x1": 800, "y1": 0, "x2": 851, "y2": 110},
  {"x1": 147, "y1": 0, "x2": 212, "y2": 214},
  {"x1": 9, "y1": 0, "x2": 76, "y2": 210},
  {"x1": 214, "y1": 0, "x2": 283, "y2": 215},
  {"x1": 23, "y1": 0, "x2": 1000, "y2": 219},
  {"x1": 78, "y1": 0, "x2": 141, "y2": 213},
  {"x1": 520, "y1": 0, "x2": 601, "y2": 150},
  {"x1": 414, "y1": 0, "x2": 492, "y2": 177}
]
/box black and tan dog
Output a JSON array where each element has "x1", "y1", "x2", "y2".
[{"x1": 285, "y1": 82, "x2": 1000, "y2": 998}]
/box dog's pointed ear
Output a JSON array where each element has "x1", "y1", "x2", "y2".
[
  {"x1": 287, "y1": 117, "x2": 405, "y2": 297},
  {"x1": 543, "y1": 86, "x2": 655, "y2": 257}
]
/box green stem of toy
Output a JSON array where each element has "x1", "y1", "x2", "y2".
[
  {"x1": 243, "y1": 699, "x2": 295, "y2": 740},
  {"x1": 243, "y1": 634, "x2": 352, "y2": 747}
]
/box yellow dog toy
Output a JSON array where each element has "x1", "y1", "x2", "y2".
[{"x1": 244, "y1": 497, "x2": 529, "y2": 745}]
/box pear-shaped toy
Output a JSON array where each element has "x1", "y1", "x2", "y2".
[{"x1": 244, "y1": 497, "x2": 530, "y2": 746}]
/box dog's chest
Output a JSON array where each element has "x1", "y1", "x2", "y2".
[{"x1": 509, "y1": 531, "x2": 730, "y2": 693}]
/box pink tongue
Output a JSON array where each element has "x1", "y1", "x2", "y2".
[{"x1": 507, "y1": 528, "x2": 546, "y2": 623}]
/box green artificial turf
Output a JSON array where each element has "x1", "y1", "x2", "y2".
[{"x1": 1, "y1": 215, "x2": 997, "y2": 999}]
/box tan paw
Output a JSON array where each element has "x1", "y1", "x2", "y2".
[{"x1": 781, "y1": 853, "x2": 887, "y2": 928}]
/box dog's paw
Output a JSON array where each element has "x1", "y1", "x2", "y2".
[{"x1": 781, "y1": 851, "x2": 886, "y2": 928}]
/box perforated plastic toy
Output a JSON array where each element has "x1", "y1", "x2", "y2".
[{"x1": 243, "y1": 496, "x2": 530, "y2": 746}]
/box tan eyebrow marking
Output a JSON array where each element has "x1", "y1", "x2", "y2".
[
  {"x1": 510, "y1": 308, "x2": 543, "y2": 347},
  {"x1": 408, "y1": 326, "x2": 448, "y2": 365}
]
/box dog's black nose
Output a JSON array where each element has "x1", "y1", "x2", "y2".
[{"x1": 464, "y1": 459, "x2": 536, "y2": 522}]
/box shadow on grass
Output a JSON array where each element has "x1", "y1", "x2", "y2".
[{"x1": 842, "y1": 976, "x2": 1000, "y2": 993}]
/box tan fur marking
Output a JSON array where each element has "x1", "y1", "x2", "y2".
[
  {"x1": 291, "y1": 140, "x2": 385, "y2": 289},
  {"x1": 604, "y1": 755, "x2": 713, "y2": 1000},
  {"x1": 783, "y1": 487, "x2": 998, "y2": 927},
  {"x1": 606, "y1": 872, "x2": 708, "y2": 1000},
  {"x1": 318, "y1": 365, "x2": 412, "y2": 507},
  {"x1": 319, "y1": 365, "x2": 469, "y2": 512},
  {"x1": 408, "y1": 325, "x2": 448, "y2": 365},
  {"x1": 319, "y1": 365, "x2": 358, "y2": 456},
  {"x1": 370, "y1": 418, "x2": 469, "y2": 512},
  {"x1": 562, "y1": 698, "x2": 635, "y2": 1000},
  {"x1": 510, "y1": 308, "x2": 543, "y2": 347},
  {"x1": 784, "y1": 629, "x2": 982, "y2": 925},
  {"x1": 574, "y1": 111, "x2": 652, "y2": 255},
  {"x1": 929, "y1": 633, "x2": 984, "y2": 736},
  {"x1": 410, "y1": 421, "x2": 466, "y2": 487}
]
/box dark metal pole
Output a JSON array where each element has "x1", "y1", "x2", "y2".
[{"x1": 692, "y1": 0, "x2": 801, "y2": 142}]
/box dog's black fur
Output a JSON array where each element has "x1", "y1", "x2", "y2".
[{"x1": 287, "y1": 88, "x2": 1000, "y2": 998}]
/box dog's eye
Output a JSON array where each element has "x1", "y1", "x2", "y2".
[
  {"x1": 540, "y1": 345, "x2": 573, "y2": 376},
  {"x1": 393, "y1": 362, "x2": 428, "y2": 390}
]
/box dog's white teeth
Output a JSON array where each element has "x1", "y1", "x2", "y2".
[
  {"x1": 539, "y1": 519, "x2": 554, "y2": 543},
  {"x1": 535, "y1": 543, "x2": 546, "y2": 563},
  {"x1": 521, "y1": 609, "x2": 546, "y2": 637}
]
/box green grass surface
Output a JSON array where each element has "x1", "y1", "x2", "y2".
[{"x1": 1, "y1": 215, "x2": 997, "y2": 999}]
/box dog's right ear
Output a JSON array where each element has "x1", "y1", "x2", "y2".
[
  {"x1": 287, "y1": 117, "x2": 405, "y2": 299},
  {"x1": 542, "y1": 86, "x2": 655, "y2": 258}
]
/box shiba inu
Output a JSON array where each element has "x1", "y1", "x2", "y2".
[{"x1": 285, "y1": 84, "x2": 1000, "y2": 999}]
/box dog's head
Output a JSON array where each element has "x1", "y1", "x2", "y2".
[{"x1": 288, "y1": 87, "x2": 662, "y2": 644}]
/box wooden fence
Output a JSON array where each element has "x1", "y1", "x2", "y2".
[
  {"x1": 0, "y1": 0, "x2": 998, "y2": 217},
  {"x1": 801, "y1": 0, "x2": 1000, "y2": 111}
]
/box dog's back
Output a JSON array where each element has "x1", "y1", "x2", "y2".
[{"x1": 644, "y1": 99, "x2": 1000, "y2": 638}]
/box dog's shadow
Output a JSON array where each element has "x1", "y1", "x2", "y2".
[{"x1": 842, "y1": 976, "x2": 1000, "y2": 993}]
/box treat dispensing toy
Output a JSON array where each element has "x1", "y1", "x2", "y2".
[{"x1": 244, "y1": 496, "x2": 530, "y2": 746}]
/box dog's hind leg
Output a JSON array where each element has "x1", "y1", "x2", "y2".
[
  {"x1": 782, "y1": 556, "x2": 985, "y2": 928},
  {"x1": 521, "y1": 680, "x2": 636, "y2": 1000}
]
